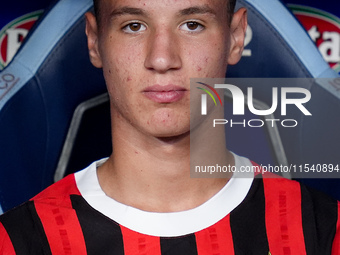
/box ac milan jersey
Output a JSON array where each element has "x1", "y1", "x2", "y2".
[{"x1": 1, "y1": 154, "x2": 340, "y2": 255}]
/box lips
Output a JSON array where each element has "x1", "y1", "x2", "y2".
[{"x1": 143, "y1": 85, "x2": 187, "y2": 103}]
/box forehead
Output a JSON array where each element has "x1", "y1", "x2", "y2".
[{"x1": 99, "y1": 0, "x2": 228, "y2": 19}]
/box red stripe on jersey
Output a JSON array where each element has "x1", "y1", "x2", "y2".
[
  {"x1": 195, "y1": 214, "x2": 234, "y2": 255},
  {"x1": 33, "y1": 175, "x2": 87, "y2": 254},
  {"x1": 0, "y1": 222, "x2": 15, "y2": 255},
  {"x1": 32, "y1": 174, "x2": 81, "y2": 204},
  {"x1": 331, "y1": 201, "x2": 340, "y2": 254},
  {"x1": 120, "y1": 225, "x2": 162, "y2": 255},
  {"x1": 263, "y1": 177, "x2": 306, "y2": 255}
]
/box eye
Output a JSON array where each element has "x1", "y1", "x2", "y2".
[
  {"x1": 122, "y1": 22, "x2": 147, "y2": 33},
  {"x1": 180, "y1": 21, "x2": 205, "y2": 32}
]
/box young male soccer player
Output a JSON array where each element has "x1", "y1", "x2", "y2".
[{"x1": 1, "y1": 0, "x2": 340, "y2": 254}]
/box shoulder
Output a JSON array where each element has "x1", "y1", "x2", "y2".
[
  {"x1": 0, "y1": 199, "x2": 46, "y2": 254},
  {"x1": 32, "y1": 173, "x2": 80, "y2": 202},
  {"x1": 0, "y1": 173, "x2": 79, "y2": 220},
  {"x1": 259, "y1": 172, "x2": 338, "y2": 209},
  {"x1": 245, "y1": 172, "x2": 340, "y2": 253},
  {"x1": 257, "y1": 173, "x2": 339, "y2": 253},
  {"x1": 0, "y1": 174, "x2": 80, "y2": 222},
  {"x1": 0, "y1": 173, "x2": 81, "y2": 232},
  {"x1": 255, "y1": 172, "x2": 339, "y2": 217},
  {"x1": 0, "y1": 173, "x2": 82, "y2": 254}
]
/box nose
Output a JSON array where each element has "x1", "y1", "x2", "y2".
[{"x1": 144, "y1": 28, "x2": 182, "y2": 73}]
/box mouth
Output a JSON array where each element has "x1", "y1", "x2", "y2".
[{"x1": 143, "y1": 85, "x2": 187, "y2": 103}]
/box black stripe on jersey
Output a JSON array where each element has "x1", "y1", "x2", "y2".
[
  {"x1": 70, "y1": 195, "x2": 125, "y2": 255},
  {"x1": 0, "y1": 201, "x2": 52, "y2": 255},
  {"x1": 160, "y1": 234, "x2": 198, "y2": 255},
  {"x1": 230, "y1": 177, "x2": 270, "y2": 255},
  {"x1": 301, "y1": 183, "x2": 338, "y2": 255}
]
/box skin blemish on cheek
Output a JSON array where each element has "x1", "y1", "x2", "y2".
[
  {"x1": 197, "y1": 66, "x2": 202, "y2": 72},
  {"x1": 127, "y1": 77, "x2": 132, "y2": 82}
]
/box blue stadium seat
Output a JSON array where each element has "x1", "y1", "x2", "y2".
[
  {"x1": 0, "y1": 0, "x2": 339, "y2": 213},
  {"x1": 0, "y1": 0, "x2": 106, "y2": 212}
]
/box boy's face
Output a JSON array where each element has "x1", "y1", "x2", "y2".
[{"x1": 86, "y1": 0, "x2": 246, "y2": 138}]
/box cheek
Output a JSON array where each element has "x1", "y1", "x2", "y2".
[
  {"x1": 102, "y1": 64, "x2": 133, "y2": 113},
  {"x1": 101, "y1": 38, "x2": 144, "y2": 82},
  {"x1": 188, "y1": 42, "x2": 229, "y2": 78},
  {"x1": 102, "y1": 57, "x2": 141, "y2": 98}
]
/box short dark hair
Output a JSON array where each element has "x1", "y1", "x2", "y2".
[
  {"x1": 93, "y1": 0, "x2": 100, "y2": 19},
  {"x1": 93, "y1": 0, "x2": 237, "y2": 24},
  {"x1": 227, "y1": 0, "x2": 237, "y2": 23},
  {"x1": 228, "y1": 0, "x2": 237, "y2": 14}
]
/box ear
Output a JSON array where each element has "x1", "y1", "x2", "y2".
[
  {"x1": 85, "y1": 12, "x2": 103, "y2": 68},
  {"x1": 227, "y1": 8, "x2": 248, "y2": 65}
]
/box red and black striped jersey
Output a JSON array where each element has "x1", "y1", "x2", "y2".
[{"x1": 1, "y1": 155, "x2": 340, "y2": 255}]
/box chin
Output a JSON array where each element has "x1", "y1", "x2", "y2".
[
  {"x1": 155, "y1": 131, "x2": 190, "y2": 145},
  {"x1": 153, "y1": 126, "x2": 189, "y2": 137},
  {"x1": 147, "y1": 123, "x2": 190, "y2": 140}
]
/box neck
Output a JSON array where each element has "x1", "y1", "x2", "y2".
[{"x1": 97, "y1": 109, "x2": 233, "y2": 212}]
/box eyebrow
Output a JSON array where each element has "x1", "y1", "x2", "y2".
[
  {"x1": 178, "y1": 5, "x2": 217, "y2": 17},
  {"x1": 109, "y1": 7, "x2": 148, "y2": 20}
]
